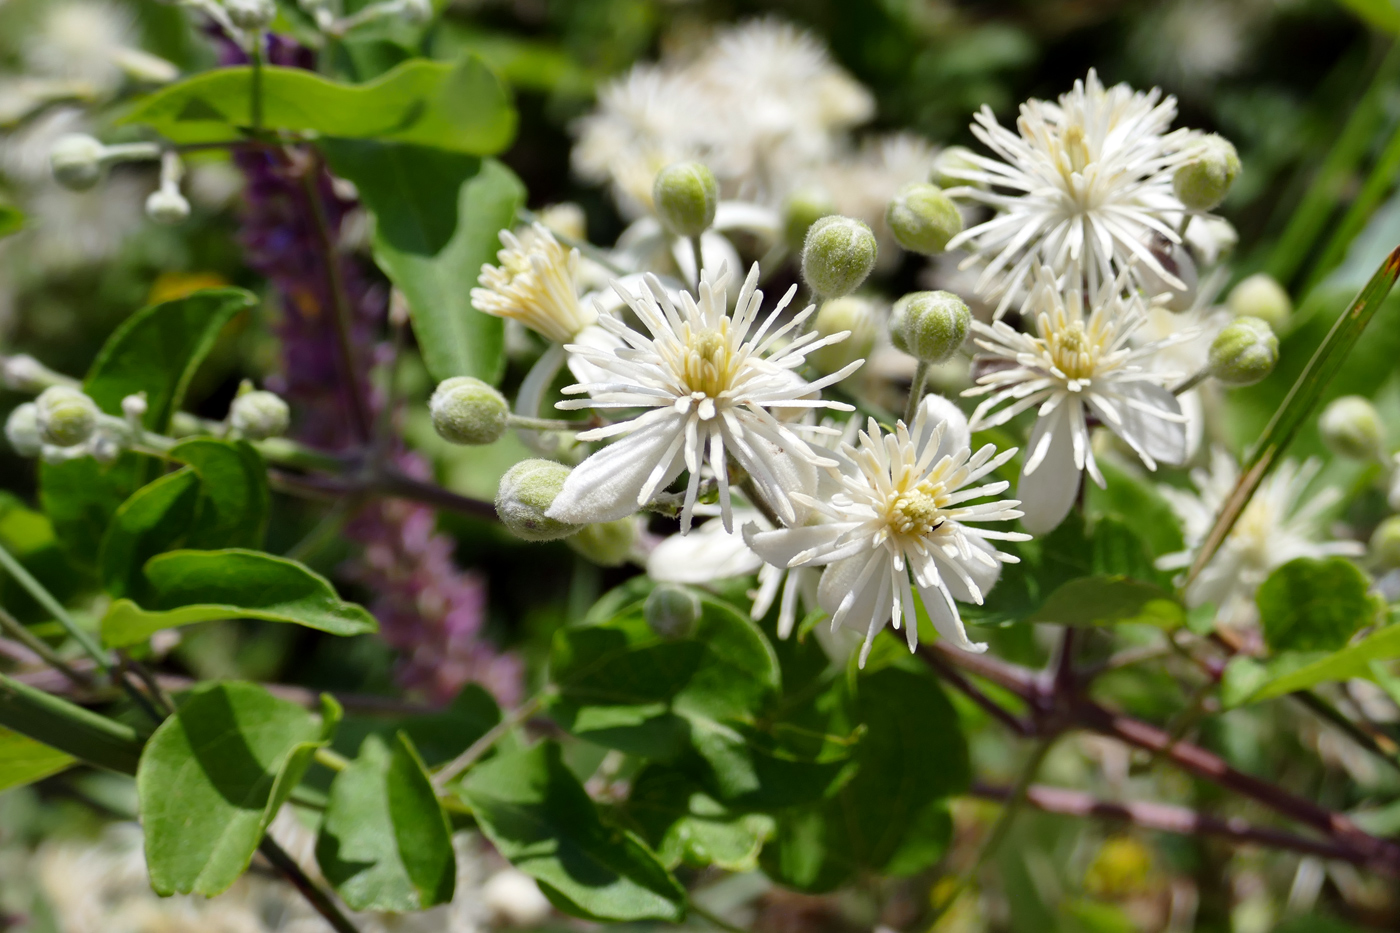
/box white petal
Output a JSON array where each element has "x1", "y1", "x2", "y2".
[
  {"x1": 744, "y1": 523, "x2": 846, "y2": 569},
  {"x1": 915, "y1": 394, "x2": 971, "y2": 455},
  {"x1": 936, "y1": 535, "x2": 1002, "y2": 604},
  {"x1": 564, "y1": 323, "x2": 627, "y2": 386},
  {"x1": 818, "y1": 554, "x2": 891, "y2": 636},
  {"x1": 1016, "y1": 406, "x2": 1080, "y2": 535},
  {"x1": 648, "y1": 520, "x2": 765, "y2": 583},
  {"x1": 1111, "y1": 382, "x2": 1188, "y2": 469},
  {"x1": 547, "y1": 416, "x2": 685, "y2": 524},
  {"x1": 916, "y1": 579, "x2": 988, "y2": 654}
]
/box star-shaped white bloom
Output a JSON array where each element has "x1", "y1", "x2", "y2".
[
  {"x1": 472, "y1": 223, "x2": 596, "y2": 344},
  {"x1": 746, "y1": 397, "x2": 1028, "y2": 666},
  {"x1": 546, "y1": 264, "x2": 861, "y2": 533},
  {"x1": 943, "y1": 69, "x2": 1207, "y2": 315},
  {"x1": 964, "y1": 266, "x2": 1188, "y2": 534},
  {"x1": 1158, "y1": 448, "x2": 1364, "y2": 628}
]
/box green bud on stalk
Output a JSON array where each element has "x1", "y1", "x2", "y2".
[
  {"x1": 1370, "y1": 516, "x2": 1400, "y2": 568},
  {"x1": 225, "y1": 0, "x2": 277, "y2": 30},
  {"x1": 1318, "y1": 395, "x2": 1384, "y2": 461},
  {"x1": 801, "y1": 215, "x2": 877, "y2": 298},
  {"x1": 886, "y1": 182, "x2": 962, "y2": 255},
  {"x1": 1207, "y1": 317, "x2": 1277, "y2": 387},
  {"x1": 890, "y1": 291, "x2": 970, "y2": 364},
  {"x1": 145, "y1": 187, "x2": 191, "y2": 226},
  {"x1": 1173, "y1": 135, "x2": 1241, "y2": 211},
  {"x1": 653, "y1": 162, "x2": 719, "y2": 238},
  {"x1": 49, "y1": 134, "x2": 106, "y2": 191},
  {"x1": 1227, "y1": 273, "x2": 1291, "y2": 331},
  {"x1": 567, "y1": 517, "x2": 636, "y2": 567},
  {"x1": 229, "y1": 386, "x2": 291, "y2": 440},
  {"x1": 495, "y1": 459, "x2": 581, "y2": 541},
  {"x1": 4, "y1": 403, "x2": 42, "y2": 457},
  {"x1": 34, "y1": 386, "x2": 98, "y2": 448},
  {"x1": 809, "y1": 296, "x2": 878, "y2": 376},
  {"x1": 645, "y1": 584, "x2": 701, "y2": 638},
  {"x1": 430, "y1": 377, "x2": 509, "y2": 446}
]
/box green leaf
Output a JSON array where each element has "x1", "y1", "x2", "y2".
[
  {"x1": 0, "y1": 674, "x2": 142, "y2": 774},
  {"x1": 1258, "y1": 557, "x2": 1376, "y2": 652},
  {"x1": 170, "y1": 439, "x2": 270, "y2": 550},
  {"x1": 626, "y1": 765, "x2": 773, "y2": 872},
  {"x1": 317, "y1": 733, "x2": 456, "y2": 911},
  {"x1": 101, "y1": 549, "x2": 377, "y2": 648},
  {"x1": 458, "y1": 741, "x2": 687, "y2": 922},
  {"x1": 1336, "y1": 0, "x2": 1400, "y2": 34},
  {"x1": 124, "y1": 57, "x2": 515, "y2": 154},
  {"x1": 39, "y1": 289, "x2": 255, "y2": 569},
  {"x1": 0, "y1": 492, "x2": 84, "y2": 621},
  {"x1": 98, "y1": 469, "x2": 202, "y2": 598},
  {"x1": 323, "y1": 144, "x2": 523, "y2": 384},
  {"x1": 1030, "y1": 576, "x2": 1186, "y2": 629},
  {"x1": 1222, "y1": 621, "x2": 1400, "y2": 705},
  {"x1": 333, "y1": 684, "x2": 501, "y2": 769},
  {"x1": 760, "y1": 666, "x2": 964, "y2": 892},
  {"x1": 0, "y1": 203, "x2": 23, "y2": 239},
  {"x1": 1187, "y1": 248, "x2": 1400, "y2": 583},
  {"x1": 138, "y1": 682, "x2": 339, "y2": 896},
  {"x1": 1085, "y1": 461, "x2": 1185, "y2": 558},
  {"x1": 0, "y1": 727, "x2": 75, "y2": 791}
]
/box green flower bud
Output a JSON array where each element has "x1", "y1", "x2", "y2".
[
  {"x1": 886, "y1": 182, "x2": 962, "y2": 255},
  {"x1": 1371, "y1": 516, "x2": 1400, "y2": 568},
  {"x1": 801, "y1": 215, "x2": 877, "y2": 298},
  {"x1": 225, "y1": 0, "x2": 276, "y2": 30},
  {"x1": 808, "y1": 296, "x2": 877, "y2": 376},
  {"x1": 567, "y1": 517, "x2": 636, "y2": 567},
  {"x1": 890, "y1": 291, "x2": 970, "y2": 364},
  {"x1": 50, "y1": 134, "x2": 106, "y2": 191},
  {"x1": 4, "y1": 403, "x2": 42, "y2": 457},
  {"x1": 1173, "y1": 135, "x2": 1240, "y2": 211},
  {"x1": 653, "y1": 161, "x2": 718, "y2": 238},
  {"x1": 495, "y1": 459, "x2": 581, "y2": 541},
  {"x1": 1227, "y1": 273, "x2": 1291, "y2": 331},
  {"x1": 145, "y1": 187, "x2": 190, "y2": 225},
  {"x1": 1319, "y1": 395, "x2": 1384, "y2": 461},
  {"x1": 782, "y1": 186, "x2": 836, "y2": 251},
  {"x1": 930, "y1": 146, "x2": 982, "y2": 189},
  {"x1": 229, "y1": 388, "x2": 290, "y2": 440},
  {"x1": 644, "y1": 583, "x2": 701, "y2": 639},
  {"x1": 430, "y1": 377, "x2": 508, "y2": 446},
  {"x1": 1207, "y1": 316, "x2": 1277, "y2": 387},
  {"x1": 34, "y1": 386, "x2": 99, "y2": 448}
]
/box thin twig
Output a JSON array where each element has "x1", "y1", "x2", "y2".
[
  {"x1": 258, "y1": 836, "x2": 362, "y2": 933},
  {"x1": 0, "y1": 602, "x2": 91, "y2": 688},
  {"x1": 921, "y1": 645, "x2": 1034, "y2": 736},
  {"x1": 434, "y1": 690, "x2": 551, "y2": 787},
  {"x1": 691, "y1": 903, "x2": 749, "y2": 933},
  {"x1": 903, "y1": 361, "x2": 928, "y2": 426}
]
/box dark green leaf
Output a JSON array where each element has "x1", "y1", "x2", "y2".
[
  {"x1": 1085, "y1": 461, "x2": 1185, "y2": 558},
  {"x1": 324, "y1": 146, "x2": 523, "y2": 384},
  {"x1": 1222, "y1": 621, "x2": 1400, "y2": 706},
  {"x1": 625, "y1": 766, "x2": 773, "y2": 871},
  {"x1": 333, "y1": 684, "x2": 501, "y2": 769},
  {"x1": 317, "y1": 733, "x2": 456, "y2": 911},
  {"x1": 138, "y1": 682, "x2": 339, "y2": 896},
  {"x1": 0, "y1": 673, "x2": 142, "y2": 775},
  {"x1": 171, "y1": 439, "x2": 270, "y2": 550},
  {"x1": 1336, "y1": 0, "x2": 1400, "y2": 35},
  {"x1": 102, "y1": 549, "x2": 378, "y2": 648},
  {"x1": 124, "y1": 57, "x2": 515, "y2": 154},
  {"x1": 0, "y1": 492, "x2": 84, "y2": 621},
  {"x1": 0, "y1": 727, "x2": 75, "y2": 790},
  {"x1": 1030, "y1": 576, "x2": 1186, "y2": 629},
  {"x1": 1258, "y1": 557, "x2": 1376, "y2": 652},
  {"x1": 458, "y1": 741, "x2": 687, "y2": 922},
  {"x1": 98, "y1": 469, "x2": 202, "y2": 598}
]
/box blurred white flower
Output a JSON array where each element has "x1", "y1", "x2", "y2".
[
  {"x1": 1135, "y1": 267, "x2": 1230, "y2": 457},
  {"x1": 23, "y1": 0, "x2": 177, "y2": 96},
  {"x1": 746, "y1": 396, "x2": 1027, "y2": 665},
  {"x1": 548, "y1": 264, "x2": 858, "y2": 533},
  {"x1": 965, "y1": 265, "x2": 1188, "y2": 534},
  {"x1": 819, "y1": 133, "x2": 940, "y2": 268},
  {"x1": 943, "y1": 70, "x2": 1207, "y2": 315},
  {"x1": 1158, "y1": 449, "x2": 1363, "y2": 628}
]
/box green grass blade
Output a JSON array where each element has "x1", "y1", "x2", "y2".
[{"x1": 1187, "y1": 245, "x2": 1400, "y2": 586}]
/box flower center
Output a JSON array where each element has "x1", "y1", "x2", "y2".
[
  {"x1": 682, "y1": 326, "x2": 734, "y2": 399},
  {"x1": 1045, "y1": 320, "x2": 1099, "y2": 382},
  {"x1": 1061, "y1": 124, "x2": 1092, "y2": 175},
  {"x1": 888, "y1": 484, "x2": 947, "y2": 538}
]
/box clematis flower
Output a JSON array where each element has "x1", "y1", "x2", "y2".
[
  {"x1": 746, "y1": 397, "x2": 1028, "y2": 666},
  {"x1": 546, "y1": 264, "x2": 861, "y2": 533},
  {"x1": 1158, "y1": 449, "x2": 1364, "y2": 628},
  {"x1": 964, "y1": 265, "x2": 1188, "y2": 534},
  {"x1": 942, "y1": 70, "x2": 1208, "y2": 315},
  {"x1": 471, "y1": 223, "x2": 596, "y2": 344}
]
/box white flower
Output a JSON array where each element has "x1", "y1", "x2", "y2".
[
  {"x1": 23, "y1": 0, "x2": 177, "y2": 96},
  {"x1": 1158, "y1": 449, "x2": 1363, "y2": 627},
  {"x1": 746, "y1": 396, "x2": 1028, "y2": 666},
  {"x1": 547, "y1": 264, "x2": 860, "y2": 533},
  {"x1": 943, "y1": 70, "x2": 1206, "y2": 315},
  {"x1": 471, "y1": 223, "x2": 595, "y2": 344},
  {"x1": 965, "y1": 265, "x2": 1188, "y2": 534},
  {"x1": 818, "y1": 133, "x2": 939, "y2": 269}
]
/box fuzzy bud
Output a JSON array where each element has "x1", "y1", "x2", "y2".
[
  {"x1": 34, "y1": 386, "x2": 99, "y2": 448},
  {"x1": 808, "y1": 296, "x2": 877, "y2": 376},
  {"x1": 50, "y1": 134, "x2": 106, "y2": 191},
  {"x1": 225, "y1": 0, "x2": 277, "y2": 30},
  {"x1": 567, "y1": 517, "x2": 636, "y2": 567},
  {"x1": 495, "y1": 459, "x2": 580, "y2": 541},
  {"x1": 1227, "y1": 273, "x2": 1291, "y2": 330},
  {"x1": 886, "y1": 182, "x2": 962, "y2": 255},
  {"x1": 653, "y1": 162, "x2": 718, "y2": 238},
  {"x1": 890, "y1": 291, "x2": 970, "y2": 364},
  {"x1": 482, "y1": 869, "x2": 552, "y2": 929},
  {"x1": 1173, "y1": 135, "x2": 1241, "y2": 211},
  {"x1": 1207, "y1": 317, "x2": 1277, "y2": 387},
  {"x1": 4, "y1": 403, "x2": 43, "y2": 457},
  {"x1": 430, "y1": 377, "x2": 508, "y2": 446},
  {"x1": 782, "y1": 187, "x2": 835, "y2": 251},
  {"x1": 801, "y1": 215, "x2": 877, "y2": 298},
  {"x1": 1371, "y1": 516, "x2": 1400, "y2": 568},
  {"x1": 2, "y1": 355, "x2": 59, "y2": 393},
  {"x1": 121, "y1": 393, "x2": 148, "y2": 425},
  {"x1": 930, "y1": 146, "x2": 982, "y2": 189},
  {"x1": 1319, "y1": 395, "x2": 1384, "y2": 461},
  {"x1": 229, "y1": 388, "x2": 290, "y2": 440},
  {"x1": 145, "y1": 187, "x2": 190, "y2": 225},
  {"x1": 645, "y1": 584, "x2": 701, "y2": 639}
]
